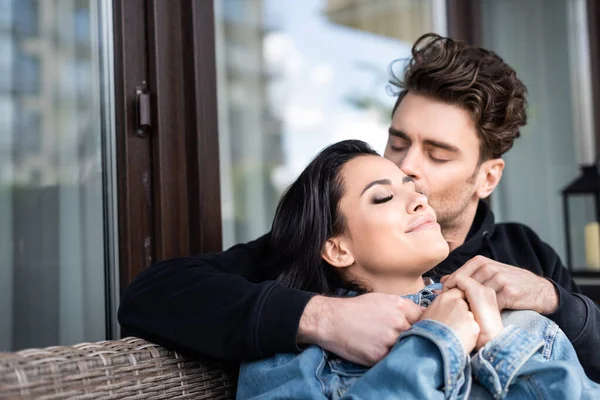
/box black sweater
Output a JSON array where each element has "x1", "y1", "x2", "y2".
[{"x1": 118, "y1": 200, "x2": 600, "y2": 381}]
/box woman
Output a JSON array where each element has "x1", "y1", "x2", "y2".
[{"x1": 237, "y1": 140, "x2": 599, "y2": 399}]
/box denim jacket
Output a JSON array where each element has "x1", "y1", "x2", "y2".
[{"x1": 237, "y1": 283, "x2": 600, "y2": 399}]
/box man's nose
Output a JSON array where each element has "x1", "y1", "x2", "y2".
[{"x1": 399, "y1": 149, "x2": 422, "y2": 180}]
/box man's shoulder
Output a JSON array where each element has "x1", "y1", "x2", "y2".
[
  {"x1": 493, "y1": 221, "x2": 542, "y2": 242},
  {"x1": 491, "y1": 222, "x2": 562, "y2": 271},
  {"x1": 222, "y1": 232, "x2": 270, "y2": 253},
  {"x1": 190, "y1": 233, "x2": 271, "y2": 278}
]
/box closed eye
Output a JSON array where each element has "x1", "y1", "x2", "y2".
[
  {"x1": 390, "y1": 145, "x2": 407, "y2": 152},
  {"x1": 430, "y1": 156, "x2": 450, "y2": 163},
  {"x1": 373, "y1": 194, "x2": 393, "y2": 204}
]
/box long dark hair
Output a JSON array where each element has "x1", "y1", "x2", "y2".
[{"x1": 264, "y1": 140, "x2": 379, "y2": 295}]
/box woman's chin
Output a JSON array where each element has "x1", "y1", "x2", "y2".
[
  {"x1": 410, "y1": 244, "x2": 450, "y2": 276},
  {"x1": 426, "y1": 238, "x2": 451, "y2": 265}
]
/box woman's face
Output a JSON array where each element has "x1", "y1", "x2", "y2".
[{"x1": 334, "y1": 155, "x2": 449, "y2": 278}]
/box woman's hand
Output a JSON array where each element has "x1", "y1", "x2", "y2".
[
  {"x1": 420, "y1": 288, "x2": 480, "y2": 354},
  {"x1": 444, "y1": 275, "x2": 504, "y2": 350}
]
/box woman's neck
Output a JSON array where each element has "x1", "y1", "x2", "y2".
[
  {"x1": 348, "y1": 269, "x2": 428, "y2": 296},
  {"x1": 371, "y1": 276, "x2": 428, "y2": 296}
]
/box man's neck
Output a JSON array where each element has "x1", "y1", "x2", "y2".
[{"x1": 441, "y1": 201, "x2": 479, "y2": 252}]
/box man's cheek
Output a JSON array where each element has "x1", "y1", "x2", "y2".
[
  {"x1": 417, "y1": 185, "x2": 432, "y2": 199},
  {"x1": 387, "y1": 156, "x2": 404, "y2": 169}
]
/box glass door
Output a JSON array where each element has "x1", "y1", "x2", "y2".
[
  {"x1": 0, "y1": 0, "x2": 118, "y2": 350},
  {"x1": 482, "y1": 0, "x2": 595, "y2": 270}
]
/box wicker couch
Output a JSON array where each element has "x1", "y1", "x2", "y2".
[{"x1": 0, "y1": 337, "x2": 236, "y2": 399}]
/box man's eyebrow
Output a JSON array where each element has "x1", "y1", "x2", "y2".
[
  {"x1": 388, "y1": 127, "x2": 409, "y2": 140},
  {"x1": 423, "y1": 139, "x2": 460, "y2": 153},
  {"x1": 360, "y1": 179, "x2": 392, "y2": 196}
]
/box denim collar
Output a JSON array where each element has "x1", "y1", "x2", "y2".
[
  {"x1": 336, "y1": 280, "x2": 442, "y2": 308},
  {"x1": 403, "y1": 282, "x2": 442, "y2": 307}
]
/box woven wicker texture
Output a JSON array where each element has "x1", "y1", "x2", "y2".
[{"x1": 0, "y1": 337, "x2": 236, "y2": 400}]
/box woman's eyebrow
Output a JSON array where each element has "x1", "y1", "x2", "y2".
[
  {"x1": 361, "y1": 177, "x2": 414, "y2": 196},
  {"x1": 360, "y1": 179, "x2": 392, "y2": 196}
]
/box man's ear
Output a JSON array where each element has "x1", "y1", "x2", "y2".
[
  {"x1": 321, "y1": 237, "x2": 355, "y2": 268},
  {"x1": 476, "y1": 158, "x2": 504, "y2": 199}
]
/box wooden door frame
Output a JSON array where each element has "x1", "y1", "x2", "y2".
[
  {"x1": 114, "y1": 0, "x2": 221, "y2": 301},
  {"x1": 113, "y1": 0, "x2": 154, "y2": 300}
]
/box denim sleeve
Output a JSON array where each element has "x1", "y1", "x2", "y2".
[
  {"x1": 471, "y1": 325, "x2": 600, "y2": 399},
  {"x1": 342, "y1": 319, "x2": 471, "y2": 400}
]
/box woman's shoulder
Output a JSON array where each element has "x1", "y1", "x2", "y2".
[
  {"x1": 238, "y1": 346, "x2": 372, "y2": 399},
  {"x1": 240, "y1": 345, "x2": 326, "y2": 374},
  {"x1": 237, "y1": 346, "x2": 329, "y2": 398}
]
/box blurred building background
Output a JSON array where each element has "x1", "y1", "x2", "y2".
[
  {"x1": 325, "y1": 0, "x2": 444, "y2": 41},
  {"x1": 215, "y1": 0, "x2": 448, "y2": 247},
  {"x1": 0, "y1": 0, "x2": 110, "y2": 351},
  {"x1": 215, "y1": 0, "x2": 283, "y2": 246},
  {"x1": 1, "y1": 0, "x2": 599, "y2": 351}
]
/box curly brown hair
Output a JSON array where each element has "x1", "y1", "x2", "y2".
[{"x1": 390, "y1": 33, "x2": 528, "y2": 161}]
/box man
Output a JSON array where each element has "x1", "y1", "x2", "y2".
[{"x1": 118, "y1": 33, "x2": 600, "y2": 381}]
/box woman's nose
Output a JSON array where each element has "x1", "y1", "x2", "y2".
[{"x1": 407, "y1": 192, "x2": 428, "y2": 213}]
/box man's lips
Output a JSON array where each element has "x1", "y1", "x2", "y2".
[{"x1": 406, "y1": 215, "x2": 438, "y2": 233}]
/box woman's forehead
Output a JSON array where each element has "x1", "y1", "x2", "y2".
[{"x1": 342, "y1": 156, "x2": 406, "y2": 189}]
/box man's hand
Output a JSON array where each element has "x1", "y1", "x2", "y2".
[
  {"x1": 441, "y1": 255, "x2": 559, "y2": 315},
  {"x1": 420, "y1": 288, "x2": 480, "y2": 354},
  {"x1": 297, "y1": 293, "x2": 424, "y2": 366},
  {"x1": 446, "y1": 275, "x2": 504, "y2": 350}
]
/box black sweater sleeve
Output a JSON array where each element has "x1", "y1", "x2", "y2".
[
  {"x1": 540, "y1": 241, "x2": 600, "y2": 382},
  {"x1": 117, "y1": 234, "x2": 316, "y2": 361}
]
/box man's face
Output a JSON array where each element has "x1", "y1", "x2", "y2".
[{"x1": 384, "y1": 93, "x2": 484, "y2": 230}]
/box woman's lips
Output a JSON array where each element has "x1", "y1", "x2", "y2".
[{"x1": 406, "y1": 215, "x2": 439, "y2": 233}]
